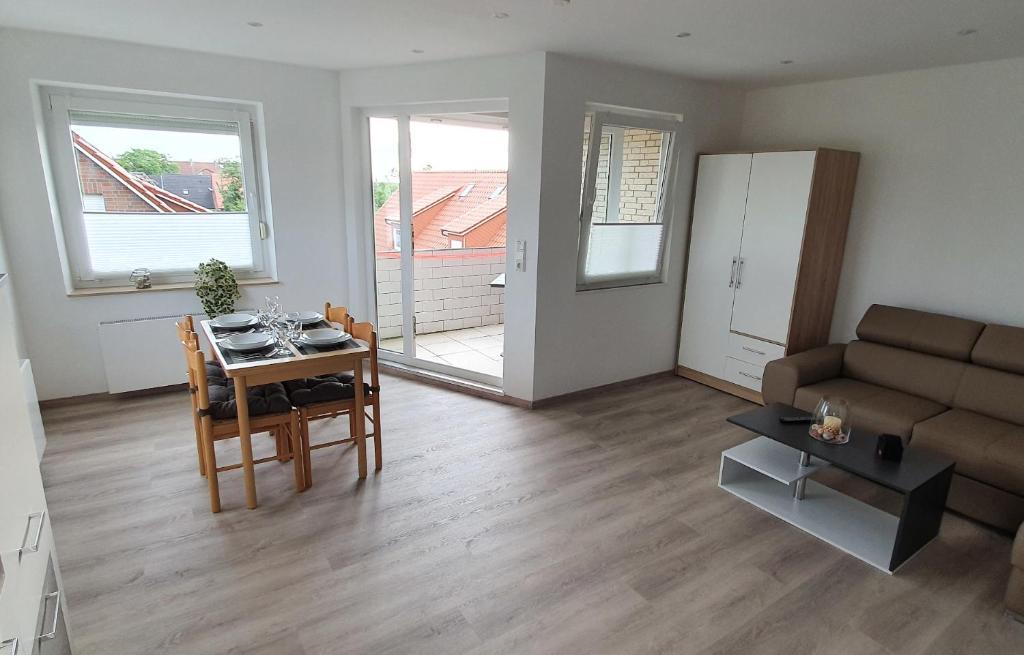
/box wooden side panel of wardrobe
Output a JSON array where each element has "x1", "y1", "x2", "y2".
[{"x1": 786, "y1": 149, "x2": 861, "y2": 354}]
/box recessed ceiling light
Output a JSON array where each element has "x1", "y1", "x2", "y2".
[
  {"x1": 780, "y1": 59, "x2": 794, "y2": 65},
  {"x1": 411, "y1": 49, "x2": 425, "y2": 54},
  {"x1": 246, "y1": 21, "x2": 263, "y2": 28},
  {"x1": 494, "y1": 11, "x2": 510, "y2": 19},
  {"x1": 675, "y1": 32, "x2": 692, "y2": 38},
  {"x1": 957, "y1": 28, "x2": 978, "y2": 36}
]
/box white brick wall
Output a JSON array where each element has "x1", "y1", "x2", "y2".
[{"x1": 375, "y1": 247, "x2": 505, "y2": 338}]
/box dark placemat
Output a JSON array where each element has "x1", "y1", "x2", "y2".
[
  {"x1": 293, "y1": 337, "x2": 360, "y2": 356},
  {"x1": 218, "y1": 337, "x2": 295, "y2": 365}
]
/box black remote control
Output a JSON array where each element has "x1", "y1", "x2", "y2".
[{"x1": 779, "y1": 415, "x2": 814, "y2": 424}]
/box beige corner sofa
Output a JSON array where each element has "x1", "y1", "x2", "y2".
[{"x1": 762, "y1": 304, "x2": 1024, "y2": 614}]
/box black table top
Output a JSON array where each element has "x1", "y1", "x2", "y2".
[{"x1": 727, "y1": 403, "x2": 955, "y2": 493}]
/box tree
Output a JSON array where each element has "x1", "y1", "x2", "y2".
[
  {"x1": 373, "y1": 181, "x2": 398, "y2": 210},
  {"x1": 217, "y1": 159, "x2": 246, "y2": 212},
  {"x1": 115, "y1": 148, "x2": 178, "y2": 176}
]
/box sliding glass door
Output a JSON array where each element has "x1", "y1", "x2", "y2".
[{"x1": 365, "y1": 102, "x2": 508, "y2": 387}]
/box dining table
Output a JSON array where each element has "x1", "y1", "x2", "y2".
[{"x1": 198, "y1": 317, "x2": 372, "y2": 509}]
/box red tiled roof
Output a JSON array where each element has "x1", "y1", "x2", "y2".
[
  {"x1": 72, "y1": 132, "x2": 210, "y2": 213},
  {"x1": 374, "y1": 171, "x2": 506, "y2": 251}
]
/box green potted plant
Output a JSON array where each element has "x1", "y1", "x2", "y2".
[{"x1": 194, "y1": 258, "x2": 241, "y2": 318}]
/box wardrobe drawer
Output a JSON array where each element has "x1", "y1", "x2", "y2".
[
  {"x1": 727, "y1": 333, "x2": 785, "y2": 368},
  {"x1": 723, "y1": 357, "x2": 766, "y2": 392}
]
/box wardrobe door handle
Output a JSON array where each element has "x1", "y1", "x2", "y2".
[
  {"x1": 742, "y1": 346, "x2": 766, "y2": 356},
  {"x1": 728, "y1": 257, "x2": 738, "y2": 288},
  {"x1": 735, "y1": 258, "x2": 745, "y2": 289},
  {"x1": 38, "y1": 591, "x2": 61, "y2": 641},
  {"x1": 0, "y1": 637, "x2": 18, "y2": 655},
  {"x1": 18, "y1": 511, "x2": 45, "y2": 560},
  {"x1": 739, "y1": 371, "x2": 762, "y2": 381}
]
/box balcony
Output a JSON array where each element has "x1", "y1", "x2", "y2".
[{"x1": 376, "y1": 246, "x2": 504, "y2": 378}]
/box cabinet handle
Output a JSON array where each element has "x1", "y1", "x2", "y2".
[
  {"x1": 38, "y1": 590, "x2": 61, "y2": 642},
  {"x1": 738, "y1": 371, "x2": 762, "y2": 381},
  {"x1": 17, "y1": 511, "x2": 45, "y2": 560},
  {"x1": 742, "y1": 346, "x2": 767, "y2": 356},
  {"x1": 735, "y1": 258, "x2": 746, "y2": 289},
  {"x1": 728, "y1": 256, "x2": 738, "y2": 288},
  {"x1": 0, "y1": 638, "x2": 18, "y2": 655}
]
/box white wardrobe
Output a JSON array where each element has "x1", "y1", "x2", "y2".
[{"x1": 677, "y1": 149, "x2": 860, "y2": 400}]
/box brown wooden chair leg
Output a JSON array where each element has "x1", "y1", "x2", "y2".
[
  {"x1": 200, "y1": 417, "x2": 221, "y2": 513},
  {"x1": 301, "y1": 407, "x2": 313, "y2": 489},
  {"x1": 372, "y1": 396, "x2": 382, "y2": 471},
  {"x1": 290, "y1": 412, "x2": 304, "y2": 491}
]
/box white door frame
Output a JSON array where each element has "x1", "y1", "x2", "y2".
[{"x1": 359, "y1": 99, "x2": 509, "y2": 387}]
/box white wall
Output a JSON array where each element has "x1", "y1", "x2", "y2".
[
  {"x1": 338, "y1": 53, "x2": 546, "y2": 401},
  {"x1": 531, "y1": 55, "x2": 743, "y2": 400},
  {"x1": 0, "y1": 29, "x2": 347, "y2": 400},
  {"x1": 738, "y1": 57, "x2": 1024, "y2": 340}
]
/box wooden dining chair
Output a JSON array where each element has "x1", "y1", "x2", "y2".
[
  {"x1": 176, "y1": 317, "x2": 208, "y2": 477},
  {"x1": 185, "y1": 337, "x2": 303, "y2": 513},
  {"x1": 324, "y1": 302, "x2": 354, "y2": 332},
  {"x1": 287, "y1": 320, "x2": 383, "y2": 486}
]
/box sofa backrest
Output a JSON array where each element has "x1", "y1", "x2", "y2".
[
  {"x1": 842, "y1": 341, "x2": 966, "y2": 405},
  {"x1": 856, "y1": 304, "x2": 985, "y2": 361},
  {"x1": 948, "y1": 324, "x2": 1024, "y2": 426},
  {"x1": 971, "y1": 324, "x2": 1024, "y2": 375}
]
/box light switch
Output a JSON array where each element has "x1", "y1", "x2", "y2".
[{"x1": 514, "y1": 239, "x2": 526, "y2": 272}]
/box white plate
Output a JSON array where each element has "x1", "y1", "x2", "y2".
[
  {"x1": 211, "y1": 313, "x2": 257, "y2": 328},
  {"x1": 220, "y1": 333, "x2": 274, "y2": 352},
  {"x1": 278, "y1": 311, "x2": 324, "y2": 326},
  {"x1": 300, "y1": 328, "x2": 351, "y2": 345}
]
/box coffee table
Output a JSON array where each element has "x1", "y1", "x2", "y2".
[{"x1": 721, "y1": 403, "x2": 954, "y2": 574}]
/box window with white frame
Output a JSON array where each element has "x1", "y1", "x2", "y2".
[
  {"x1": 40, "y1": 86, "x2": 274, "y2": 288},
  {"x1": 577, "y1": 109, "x2": 680, "y2": 291}
]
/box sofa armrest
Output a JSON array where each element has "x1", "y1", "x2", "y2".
[{"x1": 762, "y1": 344, "x2": 847, "y2": 406}]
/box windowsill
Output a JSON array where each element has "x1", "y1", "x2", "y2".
[{"x1": 67, "y1": 277, "x2": 279, "y2": 297}]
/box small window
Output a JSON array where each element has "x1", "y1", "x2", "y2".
[
  {"x1": 577, "y1": 109, "x2": 679, "y2": 291},
  {"x1": 40, "y1": 86, "x2": 274, "y2": 289},
  {"x1": 450, "y1": 239, "x2": 464, "y2": 249},
  {"x1": 458, "y1": 183, "x2": 475, "y2": 198},
  {"x1": 488, "y1": 184, "x2": 506, "y2": 199},
  {"x1": 392, "y1": 227, "x2": 401, "y2": 251}
]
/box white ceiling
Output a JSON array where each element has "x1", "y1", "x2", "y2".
[{"x1": 2, "y1": 0, "x2": 1023, "y2": 86}]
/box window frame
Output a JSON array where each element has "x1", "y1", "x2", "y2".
[
  {"x1": 39, "y1": 85, "x2": 276, "y2": 290},
  {"x1": 576, "y1": 110, "x2": 681, "y2": 292}
]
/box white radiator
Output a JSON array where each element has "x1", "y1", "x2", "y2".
[{"x1": 98, "y1": 313, "x2": 208, "y2": 393}]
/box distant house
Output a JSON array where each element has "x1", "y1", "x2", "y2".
[
  {"x1": 72, "y1": 132, "x2": 210, "y2": 213},
  {"x1": 173, "y1": 160, "x2": 228, "y2": 209},
  {"x1": 150, "y1": 173, "x2": 217, "y2": 209},
  {"x1": 374, "y1": 171, "x2": 507, "y2": 252}
]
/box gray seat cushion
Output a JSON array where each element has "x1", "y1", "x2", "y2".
[
  {"x1": 207, "y1": 382, "x2": 291, "y2": 420},
  {"x1": 794, "y1": 377, "x2": 947, "y2": 439},
  {"x1": 284, "y1": 375, "x2": 370, "y2": 407}
]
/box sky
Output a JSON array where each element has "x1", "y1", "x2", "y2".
[
  {"x1": 370, "y1": 117, "x2": 508, "y2": 181},
  {"x1": 72, "y1": 124, "x2": 242, "y2": 162}
]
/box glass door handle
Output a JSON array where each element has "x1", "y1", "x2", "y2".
[
  {"x1": 728, "y1": 257, "x2": 738, "y2": 288},
  {"x1": 735, "y1": 258, "x2": 746, "y2": 289}
]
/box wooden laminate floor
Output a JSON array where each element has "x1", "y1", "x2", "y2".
[{"x1": 41, "y1": 374, "x2": 1024, "y2": 654}]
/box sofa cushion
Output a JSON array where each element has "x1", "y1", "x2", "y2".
[
  {"x1": 207, "y1": 382, "x2": 291, "y2": 420},
  {"x1": 911, "y1": 409, "x2": 1024, "y2": 498},
  {"x1": 953, "y1": 365, "x2": 1024, "y2": 426},
  {"x1": 794, "y1": 377, "x2": 947, "y2": 439},
  {"x1": 842, "y1": 340, "x2": 966, "y2": 405},
  {"x1": 971, "y1": 324, "x2": 1024, "y2": 375},
  {"x1": 856, "y1": 304, "x2": 985, "y2": 361}
]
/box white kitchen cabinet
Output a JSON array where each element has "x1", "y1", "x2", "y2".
[
  {"x1": 677, "y1": 149, "x2": 860, "y2": 400},
  {"x1": 0, "y1": 275, "x2": 70, "y2": 654}
]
